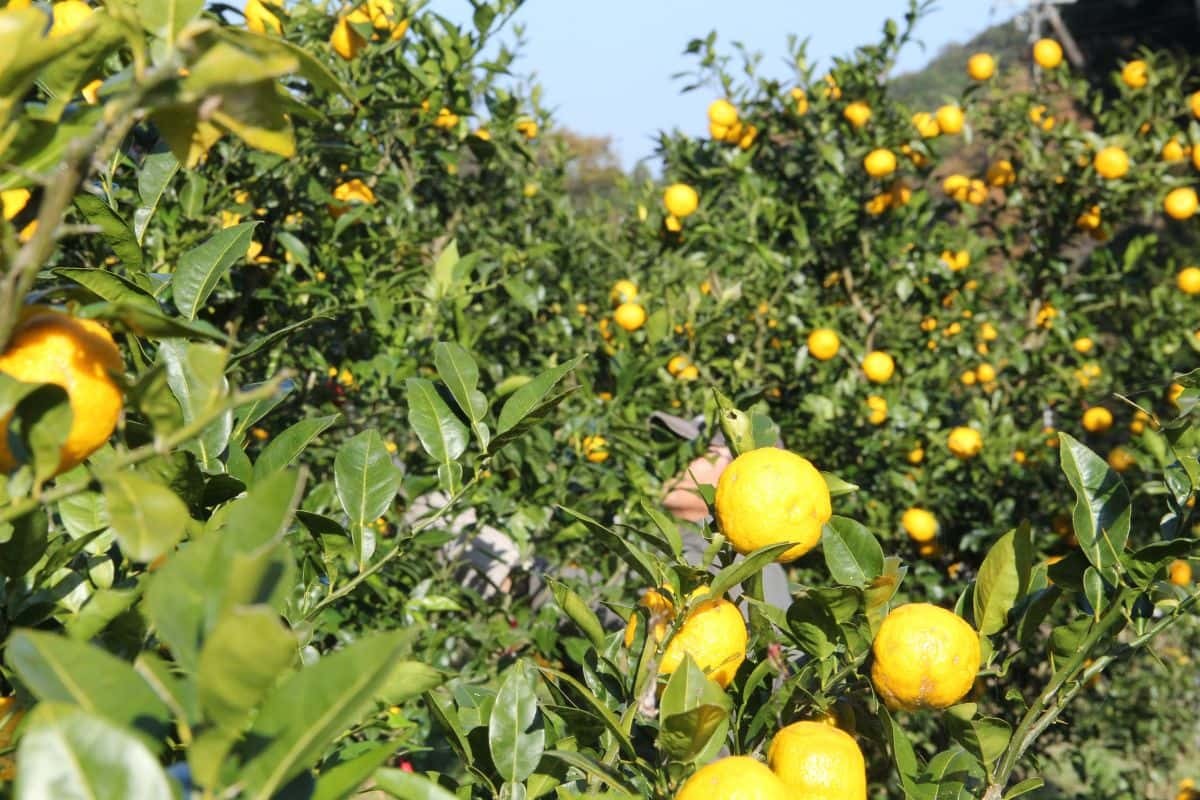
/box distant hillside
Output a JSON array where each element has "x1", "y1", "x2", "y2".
[{"x1": 890, "y1": 20, "x2": 1027, "y2": 108}]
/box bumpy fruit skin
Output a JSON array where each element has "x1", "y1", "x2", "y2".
[
  {"x1": 675, "y1": 756, "x2": 789, "y2": 800},
  {"x1": 807, "y1": 329, "x2": 840, "y2": 361},
  {"x1": 659, "y1": 592, "x2": 747, "y2": 688},
  {"x1": 947, "y1": 426, "x2": 983, "y2": 459},
  {"x1": 715, "y1": 447, "x2": 831, "y2": 562},
  {"x1": 870, "y1": 603, "x2": 981, "y2": 711},
  {"x1": 935, "y1": 105, "x2": 964, "y2": 135},
  {"x1": 708, "y1": 99, "x2": 738, "y2": 128},
  {"x1": 767, "y1": 721, "x2": 867, "y2": 800},
  {"x1": 902, "y1": 508, "x2": 938, "y2": 543},
  {"x1": 0, "y1": 308, "x2": 123, "y2": 475},
  {"x1": 663, "y1": 184, "x2": 699, "y2": 218}
]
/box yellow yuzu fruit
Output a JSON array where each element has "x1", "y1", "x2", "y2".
[
  {"x1": 1094, "y1": 146, "x2": 1129, "y2": 179},
  {"x1": 807, "y1": 328, "x2": 840, "y2": 361},
  {"x1": 947, "y1": 426, "x2": 983, "y2": 459},
  {"x1": 663, "y1": 183, "x2": 699, "y2": 218},
  {"x1": 623, "y1": 587, "x2": 675, "y2": 648},
  {"x1": 667, "y1": 355, "x2": 690, "y2": 376},
  {"x1": 610, "y1": 279, "x2": 638, "y2": 305},
  {"x1": 1082, "y1": 406, "x2": 1114, "y2": 433},
  {"x1": 1168, "y1": 559, "x2": 1192, "y2": 586},
  {"x1": 1107, "y1": 447, "x2": 1135, "y2": 472},
  {"x1": 582, "y1": 434, "x2": 608, "y2": 463},
  {"x1": 975, "y1": 363, "x2": 996, "y2": 383},
  {"x1": 862, "y1": 350, "x2": 895, "y2": 383},
  {"x1": 330, "y1": 178, "x2": 375, "y2": 217},
  {"x1": 1178, "y1": 266, "x2": 1200, "y2": 294},
  {"x1": 1033, "y1": 38, "x2": 1063, "y2": 69},
  {"x1": 714, "y1": 447, "x2": 831, "y2": 563},
  {"x1": 966, "y1": 53, "x2": 995, "y2": 81},
  {"x1": 870, "y1": 603, "x2": 980, "y2": 711},
  {"x1": 863, "y1": 148, "x2": 896, "y2": 178},
  {"x1": 1073, "y1": 336, "x2": 1094, "y2": 353},
  {"x1": 49, "y1": 0, "x2": 92, "y2": 37},
  {"x1": 935, "y1": 105, "x2": 964, "y2": 135},
  {"x1": 1165, "y1": 187, "x2": 1198, "y2": 220},
  {"x1": 767, "y1": 721, "x2": 867, "y2": 800},
  {"x1": 660, "y1": 590, "x2": 747, "y2": 688},
  {"x1": 613, "y1": 302, "x2": 646, "y2": 332},
  {"x1": 708, "y1": 99, "x2": 738, "y2": 128},
  {"x1": 843, "y1": 101, "x2": 871, "y2": 128},
  {"x1": 675, "y1": 756, "x2": 788, "y2": 800},
  {"x1": 0, "y1": 308, "x2": 123, "y2": 475},
  {"x1": 902, "y1": 508, "x2": 938, "y2": 543},
  {"x1": 1121, "y1": 59, "x2": 1149, "y2": 89},
  {"x1": 911, "y1": 111, "x2": 940, "y2": 138}
]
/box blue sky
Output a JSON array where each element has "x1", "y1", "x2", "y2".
[{"x1": 426, "y1": 1, "x2": 1020, "y2": 169}]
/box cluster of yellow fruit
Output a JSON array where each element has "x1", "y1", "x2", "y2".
[
  {"x1": 662, "y1": 182, "x2": 700, "y2": 233},
  {"x1": 606, "y1": 279, "x2": 647, "y2": 333},
  {"x1": 327, "y1": 0, "x2": 408, "y2": 60},
  {"x1": 902, "y1": 507, "x2": 940, "y2": 558},
  {"x1": 629, "y1": 447, "x2": 982, "y2": 798},
  {"x1": 706, "y1": 100, "x2": 758, "y2": 150},
  {"x1": 329, "y1": 177, "x2": 377, "y2": 218},
  {"x1": 666, "y1": 354, "x2": 699, "y2": 382},
  {"x1": 581, "y1": 434, "x2": 609, "y2": 464}
]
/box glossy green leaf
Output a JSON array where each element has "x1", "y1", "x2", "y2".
[
  {"x1": 311, "y1": 744, "x2": 397, "y2": 800},
  {"x1": 15, "y1": 704, "x2": 174, "y2": 800},
  {"x1": 134, "y1": 146, "x2": 179, "y2": 244},
  {"x1": 102, "y1": 473, "x2": 188, "y2": 563},
  {"x1": 53, "y1": 268, "x2": 159, "y2": 310},
  {"x1": 0, "y1": 508, "x2": 49, "y2": 580},
  {"x1": 236, "y1": 631, "x2": 409, "y2": 799},
  {"x1": 159, "y1": 340, "x2": 232, "y2": 471},
  {"x1": 823, "y1": 515, "x2": 885, "y2": 586},
  {"x1": 489, "y1": 661, "x2": 544, "y2": 783},
  {"x1": 334, "y1": 429, "x2": 400, "y2": 567},
  {"x1": 251, "y1": 414, "x2": 338, "y2": 482},
  {"x1": 7, "y1": 631, "x2": 171, "y2": 749},
  {"x1": 197, "y1": 606, "x2": 296, "y2": 728},
  {"x1": 492, "y1": 355, "x2": 585, "y2": 448},
  {"x1": 547, "y1": 578, "x2": 607, "y2": 651},
  {"x1": 1058, "y1": 432, "x2": 1130, "y2": 582},
  {"x1": 973, "y1": 524, "x2": 1033, "y2": 637},
  {"x1": 173, "y1": 222, "x2": 259, "y2": 319},
  {"x1": 373, "y1": 768, "x2": 459, "y2": 800},
  {"x1": 708, "y1": 541, "x2": 793, "y2": 598},
  {"x1": 405, "y1": 378, "x2": 467, "y2": 492},
  {"x1": 74, "y1": 195, "x2": 143, "y2": 271},
  {"x1": 138, "y1": 0, "x2": 204, "y2": 41},
  {"x1": 433, "y1": 341, "x2": 490, "y2": 450}
]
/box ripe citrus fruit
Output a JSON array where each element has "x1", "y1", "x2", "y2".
[
  {"x1": 1165, "y1": 188, "x2": 1198, "y2": 220},
  {"x1": 1162, "y1": 138, "x2": 1187, "y2": 162},
  {"x1": 1082, "y1": 406, "x2": 1114, "y2": 433},
  {"x1": 935, "y1": 104, "x2": 964, "y2": 135},
  {"x1": 862, "y1": 350, "x2": 895, "y2": 383},
  {"x1": 1033, "y1": 38, "x2": 1063, "y2": 69},
  {"x1": 49, "y1": 0, "x2": 92, "y2": 37},
  {"x1": 610, "y1": 279, "x2": 638, "y2": 305},
  {"x1": 667, "y1": 355, "x2": 690, "y2": 376},
  {"x1": 1094, "y1": 146, "x2": 1129, "y2": 179},
  {"x1": 1107, "y1": 447, "x2": 1135, "y2": 472},
  {"x1": 1121, "y1": 59, "x2": 1149, "y2": 88},
  {"x1": 330, "y1": 178, "x2": 376, "y2": 217},
  {"x1": 901, "y1": 508, "x2": 938, "y2": 543},
  {"x1": 911, "y1": 111, "x2": 939, "y2": 138},
  {"x1": 1192, "y1": 91, "x2": 1200, "y2": 119},
  {"x1": 807, "y1": 328, "x2": 840, "y2": 361},
  {"x1": 1169, "y1": 559, "x2": 1192, "y2": 586},
  {"x1": 613, "y1": 303, "x2": 646, "y2": 332},
  {"x1": 663, "y1": 184, "x2": 699, "y2": 218},
  {"x1": 843, "y1": 101, "x2": 871, "y2": 128},
  {"x1": 330, "y1": 13, "x2": 367, "y2": 60},
  {"x1": 708, "y1": 99, "x2": 738, "y2": 128},
  {"x1": 767, "y1": 721, "x2": 866, "y2": 799},
  {"x1": 947, "y1": 426, "x2": 983, "y2": 459},
  {"x1": 975, "y1": 363, "x2": 996, "y2": 383},
  {"x1": 678, "y1": 364, "x2": 699, "y2": 381},
  {"x1": 660, "y1": 589, "x2": 747, "y2": 688},
  {"x1": 675, "y1": 756, "x2": 788, "y2": 800},
  {"x1": 1178, "y1": 266, "x2": 1200, "y2": 295},
  {"x1": 863, "y1": 148, "x2": 896, "y2": 178},
  {"x1": 714, "y1": 447, "x2": 831, "y2": 562},
  {"x1": 0, "y1": 307, "x2": 123, "y2": 475},
  {"x1": 582, "y1": 434, "x2": 608, "y2": 463},
  {"x1": 966, "y1": 53, "x2": 995, "y2": 81},
  {"x1": 1073, "y1": 336, "x2": 1094, "y2": 353},
  {"x1": 986, "y1": 159, "x2": 1015, "y2": 187},
  {"x1": 871, "y1": 603, "x2": 981, "y2": 711},
  {"x1": 623, "y1": 587, "x2": 675, "y2": 647},
  {"x1": 866, "y1": 395, "x2": 887, "y2": 425}
]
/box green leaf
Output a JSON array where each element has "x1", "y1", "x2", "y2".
[
  {"x1": 173, "y1": 222, "x2": 259, "y2": 319},
  {"x1": 7, "y1": 631, "x2": 171, "y2": 749},
  {"x1": 134, "y1": 146, "x2": 179, "y2": 244},
  {"x1": 30, "y1": 13, "x2": 123, "y2": 123},
  {"x1": 405, "y1": 378, "x2": 468, "y2": 492},
  {"x1": 708, "y1": 542, "x2": 793, "y2": 598},
  {"x1": 547, "y1": 579, "x2": 607, "y2": 651},
  {"x1": 373, "y1": 768, "x2": 459, "y2": 800},
  {"x1": 433, "y1": 341, "x2": 490, "y2": 450},
  {"x1": 822, "y1": 516, "x2": 885, "y2": 585},
  {"x1": 218, "y1": 28, "x2": 354, "y2": 101},
  {"x1": 555, "y1": 505, "x2": 659, "y2": 586},
  {"x1": 312, "y1": 744, "x2": 397, "y2": 800},
  {"x1": 785, "y1": 592, "x2": 841, "y2": 659},
  {"x1": 159, "y1": 340, "x2": 232, "y2": 471},
  {"x1": 658, "y1": 655, "x2": 731, "y2": 763},
  {"x1": 489, "y1": 661, "x2": 544, "y2": 783},
  {"x1": 334, "y1": 429, "x2": 400, "y2": 568},
  {"x1": 821, "y1": 472, "x2": 859, "y2": 496},
  {"x1": 0, "y1": 509, "x2": 49, "y2": 580},
  {"x1": 973, "y1": 524, "x2": 1033, "y2": 637},
  {"x1": 138, "y1": 0, "x2": 204, "y2": 41},
  {"x1": 197, "y1": 606, "x2": 296, "y2": 729},
  {"x1": 102, "y1": 473, "x2": 188, "y2": 563},
  {"x1": 1003, "y1": 777, "x2": 1045, "y2": 799},
  {"x1": 15, "y1": 704, "x2": 174, "y2": 800},
  {"x1": 540, "y1": 750, "x2": 640, "y2": 796},
  {"x1": 236, "y1": 631, "x2": 409, "y2": 799},
  {"x1": 639, "y1": 498, "x2": 683, "y2": 560},
  {"x1": 537, "y1": 667, "x2": 636, "y2": 758},
  {"x1": 52, "y1": 268, "x2": 159, "y2": 310},
  {"x1": 1058, "y1": 432, "x2": 1131, "y2": 583},
  {"x1": 74, "y1": 195, "x2": 143, "y2": 271},
  {"x1": 230, "y1": 381, "x2": 295, "y2": 441},
  {"x1": 9, "y1": 383, "x2": 72, "y2": 485},
  {"x1": 879, "y1": 706, "x2": 929, "y2": 799},
  {"x1": 375, "y1": 661, "x2": 445, "y2": 707},
  {"x1": 493, "y1": 356, "x2": 585, "y2": 446},
  {"x1": 251, "y1": 414, "x2": 339, "y2": 482}
]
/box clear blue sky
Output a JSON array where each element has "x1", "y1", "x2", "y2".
[{"x1": 426, "y1": 1, "x2": 1021, "y2": 170}]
